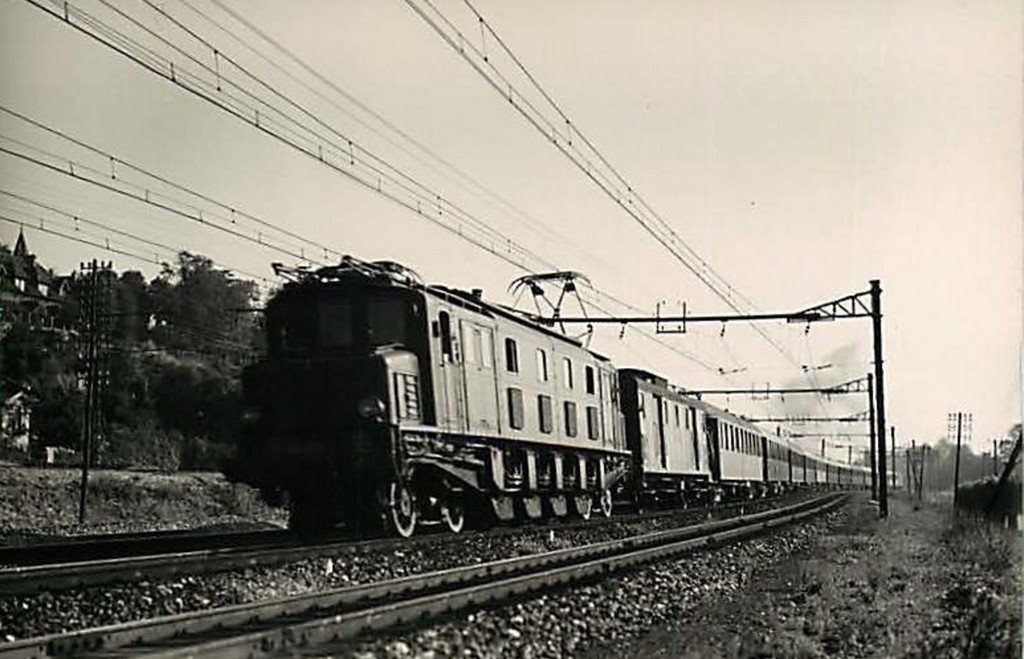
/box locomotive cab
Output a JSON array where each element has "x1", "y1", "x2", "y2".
[{"x1": 235, "y1": 272, "x2": 431, "y2": 533}]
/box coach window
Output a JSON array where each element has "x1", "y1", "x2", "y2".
[
  {"x1": 586, "y1": 405, "x2": 599, "y2": 439},
  {"x1": 507, "y1": 387, "x2": 524, "y2": 429},
  {"x1": 439, "y1": 311, "x2": 453, "y2": 361},
  {"x1": 585, "y1": 366, "x2": 595, "y2": 394},
  {"x1": 504, "y1": 338, "x2": 519, "y2": 373},
  {"x1": 537, "y1": 394, "x2": 553, "y2": 433},
  {"x1": 536, "y1": 349, "x2": 549, "y2": 382},
  {"x1": 564, "y1": 401, "x2": 578, "y2": 437},
  {"x1": 563, "y1": 358, "x2": 574, "y2": 389}
]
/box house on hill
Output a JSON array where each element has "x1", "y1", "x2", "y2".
[{"x1": 0, "y1": 228, "x2": 72, "y2": 332}]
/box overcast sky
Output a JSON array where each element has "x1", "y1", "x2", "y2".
[{"x1": 1, "y1": 0, "x2": 1019, "y2": 458}]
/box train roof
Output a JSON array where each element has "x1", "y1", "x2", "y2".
[{"x1": 271, "y1": 257, "x2": 613, "y2": 363}]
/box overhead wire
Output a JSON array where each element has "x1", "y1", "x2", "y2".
[
  {"x1": 405, "y1": 0, "x2": 831, "y2": 414},
  {"x1": 0, "y1": 187, "x2": 271, "y2": 284},
  {"x1": 187, "y1": 0, "x2": 605, "y2": 264},
  {"x1": 17, "y1": 0, "x2": 730, "y2": 378}
]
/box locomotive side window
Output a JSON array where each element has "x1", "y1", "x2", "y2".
[
  {"x1": 507, "y1": 387, "x2": 524, "y2": 429},
  {"x1": 536, "y1": 349, "x2": 549, "y2": 382},
  {"x1": 563, "y1": 358, "x2": 574, "y2": 389},
  {"x1": 439, "y1": 311, "x2": 453, "y2": 360},
  {"x1": 564, "y1": 401, "x2": 578, "y2": 437},
  {"x1": 585, "y1": 366, "x2": 595, "y2": 394},
  {"x1": 586, "y1": 406, "x2": 599, "y2": 439},
  {"x1": 537, "y1": 395, "x2": 553, "y2": 433},
  {"x1": 504, "y1": 338, "x2": 519, "y2": 373},
  {"x1": 674, "y1": 404, "x2": 680, "y2": 427}
]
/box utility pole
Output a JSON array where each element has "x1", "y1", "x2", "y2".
[
  {"x1": 952, "y1": 412, "x2": 963, "y2": 510},
  {"x1": 905, "y1": 447, "x2": 911, "y2": 494},
  {"x1": 993, "y1": 439, "x2": 999, "y2": 476},
  {"x1": 891, "y1": 426, "x2": 897, "y2": 490},
  {"x1": 76, "y1": 260, "x2": 111, "y2": 524},
  {"x1": 868, "y1": 373, "x2": 877, "y2": 500},
  {"x1": 78, "y1": 260, "x2": 97, "y2": 524},
  {"x1": 870, "y1": 279, "x2": 888, "y2": 518}
]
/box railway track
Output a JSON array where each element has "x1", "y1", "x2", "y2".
[
  {"x1": 0, "y1": 528, "x2": 293, "y2": 567},
  {"x1": 0, "y1": 492, "x2": 847, "y2": 659},
  {"x1": 0, "y1": 491, "x2": 819, "y2": 596}
]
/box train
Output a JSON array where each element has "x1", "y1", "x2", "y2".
[{"x1": 232, "y1": 257, "x2": 870, "y2": 536}]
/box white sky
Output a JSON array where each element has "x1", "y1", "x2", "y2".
[{"x1": 1, "y1": 0, "x2": 1019, "y2": 458}]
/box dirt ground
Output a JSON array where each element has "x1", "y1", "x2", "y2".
[
  {"x1": 0, "y1": 466, "x2": 285, "y2": 541},
  {"x1": 593, "y1": 494, "x2": 1021, "y2": 659}
]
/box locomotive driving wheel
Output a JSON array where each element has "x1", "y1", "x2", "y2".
[
  {"x1": 441, "y1": 495, "x2": 465, "y2": 534},
  {"x1": 386, "y1": 481, "x2": 418, "y2": 538},
  {"x1": 598, "y1": 488, "x2": 614, "y2": 518},
  {"x1": 572, "y1": 493, "x2": 593, "y2": 520}
]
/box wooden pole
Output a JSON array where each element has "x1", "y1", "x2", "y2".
[{"x1": 870, "y1": 280, "x2": 888, "y2": 518}]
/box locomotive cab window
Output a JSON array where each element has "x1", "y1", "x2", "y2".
[
  {"x1": 563, "y1": 358, "x2": 573, "y2": 389},
  {"x1": 366, "y1": 297, "x2": 407, "y2": 346},
  {"x1": 269, "y1": 289, "x2": 419, "y2": 356},
  {"x1": 317, "y1": 299, "x2": 353, "y2": 349},
  {"x1": 536, "y1": 349, "x2": 549, "y2": 382},
  {"x1": 585, "y1": 366, "x2": 595, "y2": 394}
]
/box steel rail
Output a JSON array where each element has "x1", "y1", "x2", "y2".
[
  {"x1": 0, "y1": 492, "x2": 808, "y2": 595},
  {"x1": 0, "y1": 528, "x2": 293, "y2": 567},
  {"x1": 0, "y1": 493, "x2": 847, "y2": 658}
]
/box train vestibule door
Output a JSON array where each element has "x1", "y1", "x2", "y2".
[
  {"x1": 435, "y1": 310, "x2": 467, "y2": 433},
  {"x1": 458, "y1": 319, "x2": 498, "y2": 434},
  {"x1": 705, "y1": 417, "x2": 721, "y2": 481}
]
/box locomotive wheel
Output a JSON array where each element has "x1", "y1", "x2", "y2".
[
  {"x1": 441, "y1": 496, "x2": 465, "y2": 534},
  {"x1": 597, "y1": 488, "x2": 614, "y2": 518},
  {"x1": 386, "y1": 481, "x2": 418, "y2": 538},
  {"x1": 572, "y1": 493, "x2": 593, "y2": 520}
]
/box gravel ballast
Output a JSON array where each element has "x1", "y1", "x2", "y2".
[
  {"x1": 319, "y1": 503, "x2": 849, "y2": 658},
  {"x1": 0, "y1": 492, "x2": 816, "y2": 642}
]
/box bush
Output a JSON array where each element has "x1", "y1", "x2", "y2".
[
  {"x1": 957, "y1": 477, "x2": 1021, "y2": 527},
  {"x1": 96, "y1": 420, "x2": 182, "y2": 471}
]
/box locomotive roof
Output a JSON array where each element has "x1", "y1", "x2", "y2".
[
  {"x1": 271, "y1": 259, "x2": 612, "y2": 363},
  {"x1": 427, "y1": 284, "x2": 613, "y2": 363}
]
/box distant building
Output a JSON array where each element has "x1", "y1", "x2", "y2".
[{"x1": 0, "y1": 228, "x2": 74, "y2": 333}]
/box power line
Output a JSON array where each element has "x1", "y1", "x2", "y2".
[
  {"x1": 17, "y1": 0, "x2": 732, "y2": 380},
  {"x1": 0, "y1": 103, "x2": 340, "y2": 262},
  {"x1": 188, "y1": 0, "x2": 601, "y2": 263},
  {"x1": 406, "y1": 0, "x2": 829, "y2": 411},
  {"x1": 0, "y1": 188, "x2": 270, "y2": 284},
  {"x1": 0, "y1": 135, "x2": 316, "y2": 265}
]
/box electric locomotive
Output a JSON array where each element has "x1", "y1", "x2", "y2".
[
  {"x1": 234, "y1": 257, "x2": 631, "y2": 536},
  {"x1": 233, "y1": 256, "x2": 870, "y2": 536}
]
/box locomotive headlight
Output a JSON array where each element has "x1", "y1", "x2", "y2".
[
  {"x1": 240, "y1": 407, "x2": 260, "y2": 424},
  {"x1": 358, "y1": 396, "x2": 386, "y2": 420}
]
